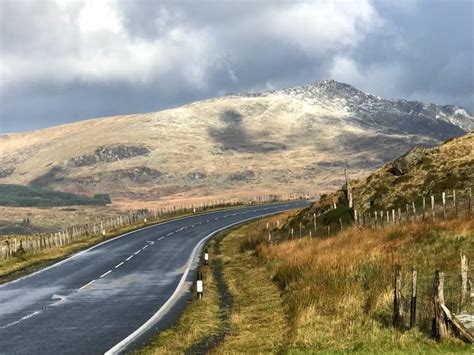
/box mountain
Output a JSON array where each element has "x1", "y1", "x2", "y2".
[{"x1": 1, "y1": 80, "x2": 472, "y2": 208}]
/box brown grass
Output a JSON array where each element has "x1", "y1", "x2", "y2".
[{"x1": 255, "y1": 217, "x2": 474, "y2": 352}]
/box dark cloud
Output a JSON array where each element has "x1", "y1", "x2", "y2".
[{"x1": 0, "y1": 0, "x2": 472, "y2": 133}]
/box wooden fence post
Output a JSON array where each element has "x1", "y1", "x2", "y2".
[
  {"x1": 460, "y1": 254, "x2": 468, "y2": 311},
  {"x1": 442, "y1": 192, "x2": 446, "y2": 220},
  {"x1": 469, "y1": 187, "x2": 472, "y2": 214},
  {"x1": 422, "y1": 196, "x2": 426, "y2": 220},
  {"x1": 313, "y1": 213, "x2": 317, "y2": 232},
  {"x1": 431, "y1": 195, "x2": 435, "y2": 221},
  {"x1": 393, "y1": 264, "x2": 404, "y2": 328},
  {"x1": 453, "y1": 190, "x2": 457, "y2": 217},
  {"x1": 432, "y1": 270, "x2": 447, "y2": 340},
  {"x1": 410, "y1": 268, "x2": 417, "y2": 329}
]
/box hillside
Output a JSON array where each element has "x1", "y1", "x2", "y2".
[
  {"x1": 295, "y1": 132, "x2": 473, "y2": 227},
  {"x1": 0, "y1": 184, "x2": 111, "y2": 207},
  {"x1": 1, "y1": 80, "x2": 473, "y2": 208}
]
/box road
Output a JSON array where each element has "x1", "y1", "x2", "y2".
[{"x1": 0, "y1": 201, "x2": 309, "y2": 354}]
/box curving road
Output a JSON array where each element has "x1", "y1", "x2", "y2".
[{"x1": 0, "y1": 201, "x2": 309, "y2": 354}]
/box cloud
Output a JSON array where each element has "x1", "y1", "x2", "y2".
[{"x1": 0, "y1": 0, "x2": 472, "y2": 133}]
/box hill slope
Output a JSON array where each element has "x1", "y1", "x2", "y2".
[
  {"x1": 297, "y1": 132, "x2": 473, "y2": 225},
  {"x1": 1, "y1": 80, "x2": 472, "y2": 207}
]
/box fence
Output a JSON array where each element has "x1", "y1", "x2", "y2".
[
  {"x1": 392, "y1": 256, "x2": 473, "y2": 343},
  {"x1": 280, "y1": 187, "x2": 474, "y2": 239},
  {"x1": 0, "y1": 194, "x2": 304, "y2": 262}
]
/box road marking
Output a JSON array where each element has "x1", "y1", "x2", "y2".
[
  {"x1": 134, "y1": 250, "x2": 141, "y2": 255},
  {"x1": 126, "y1": 255, "x2": 134, "y2": 261},
  {"x1": 0, "y1": 310, "x2": 42, "y2": 329},
  {"x1": 79, "y1": 279, "x2": 96, "y2": 290},
  {"x1": 105, "y1": 209, "x2": 296, "y2": 354},
  {"x1": 100, "y1": 270, "x2": 112, "y2": 278},
  {"x1": 167, "y1": 232, "x2": 173, "y2": 236},
  {"x1": 115, "y1": 262, "x2": 124, "y2": 269},
  {"x1": 0, "y1": 202, "x2": 310, "y2": 290},
  {"x1": 158, "y1": 237, "x2": 164, "y2": 241},
  {"x1": 142, "y1": 245, "x2": 149, "y2": 250}
]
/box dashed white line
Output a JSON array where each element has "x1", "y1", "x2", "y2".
[
  {"x1": 79, "y1": 279, "x2": 96, "y2": 290},
  {"x1": 126, "y1": 255, "x2": 134, "y2": 261},
  {"x1": 142, "y1": 245, "x2": 149, "y2": 250},
  {"x1": 0, "y1": 310, "x2": 42, "y2": 329},
  {"x1": 100, "y1": 270, "x2": 112, "y2": 278},
  {"x1": 167, "y1": 232, "x2": 173, "y2": 236},
  {"x1": 134, "y1": 250, "x2": 141, "y2": 255},
  {"x1": 115, "y1": 262, "x2": 124, "y2": 269},
  {"x1": 158, "y1": 237, "x2": 164, "y2": 240}
]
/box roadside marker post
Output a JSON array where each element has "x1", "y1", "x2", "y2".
[
  {"x1": 196, "y1": 271, "x2": 203, "y2": 299},
  {"x1": 204, "y1": 248, "x2": 209, "y2": 265}
]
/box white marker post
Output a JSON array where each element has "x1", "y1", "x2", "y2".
[
  {"x1": 196, "y1": 271, "x2": 203, "y2": 299},
  {"x1": 204, "y1": 248, "x2": 209, "y2": 266}
]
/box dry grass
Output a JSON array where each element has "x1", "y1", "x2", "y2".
[
  {"x1": 257, "y1": 217, "x2": 474, "y2": 352},
  {"x1": 214, "y1": 220, "x2": 290, "y2": 353},
  {"x1": 139, "y1": 254, "x2": 221, "y2": 354}
]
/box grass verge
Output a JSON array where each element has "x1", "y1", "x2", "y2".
[{"x1": 141, "y1": 213, "x2": 473, "y2": 354}]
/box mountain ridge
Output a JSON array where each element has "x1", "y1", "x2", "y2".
[{"x1": 1, "y1": 79, "x2": 472, "y2": 208}]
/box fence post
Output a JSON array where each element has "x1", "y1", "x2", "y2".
[
  {"x1": 469, "y1": 187, "x2": 472, "y2": 214},
  {"x1": 422, "y1": 196, "x2": 426, "y2": 220},
  {"x1": 431, "y1": 195, "x2": 435, "y2": 221},
  {"x1": 460, "y1": 254, "x2": 468, "y2": 311},
  {"x1": 393, "y1": 264, "x2": 403, "y2": 328},
  {"x1": 432, "y1": 270, "x2": 447, "y2": 340},
  {"x1": 313, "y1": 213, "x2": 317, "y2": 232},
  {"x1": 442, "y1": 192, "x2": 446, "y2": 220},
  {"x1": 410, "y1": 268, "x2": 417, "y2": 329},
  {"x1": 453, "y1": 190, "x2": 457, "y2": 217}
]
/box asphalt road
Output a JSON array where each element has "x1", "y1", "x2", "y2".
[{"x1": 0, "y1": 201, "x2": 309, "y2": 354}]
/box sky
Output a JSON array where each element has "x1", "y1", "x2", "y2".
[{"x1": 0, "y1": 0, "x2": 473, "y2": 133}]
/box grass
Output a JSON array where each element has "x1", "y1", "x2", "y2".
[
  {"x1": 139, "y1": 241, "x2": 221, "y2": 354},
  {"x1": 0, "y1": 221, "x2": 151, "y2": 284},
  {"x1": 140, "y1": 214, "x2": 293, "y2": 354},
  {"x1": 257, "y1": 216, "x2": 474, "y2": 353},
  {"x1": 141, "y1": 212, "x2": 473, "y2": 353},
  {"x1": 0, "y1": 205, "x2": 250, "y2": 284}
]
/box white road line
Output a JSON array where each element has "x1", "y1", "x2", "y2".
[
  {"x1": 105, "y1": 209, "x2": 292, "y2": 355},
  {"x1": 167, "y1": 232, "x2": 173, "y2": 236},
  {"x1": 115, "y1": 262, "x2": 124, "y2": 269},
  {"x1": 79, "y1": 279, "x2": 96, "y2": 290},
  {"x1": 100, "y1": 270, "x2": 112, "y2": 278},
  {"x1": 126, "y1": 255, "x2": 134, "y2": 261},
  {"x1": 142, "y1": 245, "x2": 149, "y2": 250},
  {"x1": 134, "y1": 250, "x2": 141, "y2": 255},
  {"x1": 0, "y1": 310, "x2": 42, "y2": 329},
  {"x1": 158, "y1": 237, "x2": 164, "y2": 240}
]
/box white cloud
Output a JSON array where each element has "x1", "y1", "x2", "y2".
[
  {"x1": 0, "y1": 0, "x2": 382, "y2": 93},
  {"x1": 329, "y1": 56, "x2": 403, "y2": 97},
  {"x1": 265, "y1": 0, "x2": 381, "y2": 55}
]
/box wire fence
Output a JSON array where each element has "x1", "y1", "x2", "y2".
[{"x1": 0, "y1": 194, "x2": 302, "y2": 261}]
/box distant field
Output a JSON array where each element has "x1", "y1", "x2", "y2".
[{"x1": 0, "y1": 184, "x2": 111, "y2": 207}]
